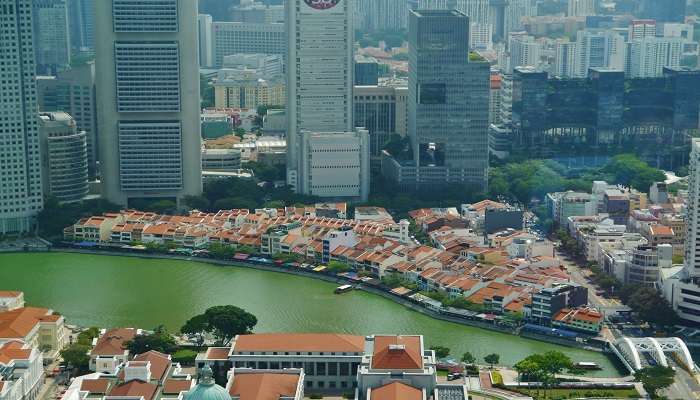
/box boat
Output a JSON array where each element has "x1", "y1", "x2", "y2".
[
  {"x1": 334, "y1": 284, "x2": 353, "y2": 294},
  {"x1": 573, "y1": 362, "x2": 601, "y2": 370}
]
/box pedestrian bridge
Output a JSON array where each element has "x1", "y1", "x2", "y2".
[{"x1": 615, "y1": 337, "x2": 697, "y2": 372}]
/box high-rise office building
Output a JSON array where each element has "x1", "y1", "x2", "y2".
[
  {"x1": 36, "y1": 62, "x2": 98, "y2": 177},
  {"x1": 355, "y1": 0, "x2": 409, "y2": 32},
  {"x1": 212, "y1": 22, "x2": 286, "y2": 68},
  {"x1": 504, "y1": 0, "x2": 536, "y2": 39},
  {"x1": 403, "y1": 9, "x2": 489, "y2": 189},
  {"x1": 95, "y1": 0, "x2": 202, "y2": 206},
  {"x1": 0, "y1": 0, "x2": 44, "y2": 234},
  {"x1": 508, "y1": 33, "x2": 541, "y2": 72},
  {"x1": 573, "y1": 29, "x2": 624, "y2": 77},
  {"x1": 198, "y1": 14, "x2": 214, "y2": 68},
  {"x1": 38, "y1": 112, "x2": 89, "y2": 204},
  {"x1": 32, "y1": 0, "x2": 71, "y2": 74},
  {"x1": 286, "y1": 0, "x2": 369, "y2": 200},
  {"x1": 568, "y1": 0, "x2": 596, "y2": 17},
  {"x1": 67, "y1": 0, "x2": 94, "y2": 52}
]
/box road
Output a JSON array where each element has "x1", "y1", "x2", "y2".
[{"x1": 662, "y1": 360, "x2": 700, "y2": 400}]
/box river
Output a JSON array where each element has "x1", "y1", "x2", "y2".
[{"x1": 0, "y1": 252, "x2": 623, "y2": 376}]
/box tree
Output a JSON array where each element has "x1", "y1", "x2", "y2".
[
  {"x1": 327, "y1": 261, "x2": 351, "y2": 273},
  {"x1": 430, "y1": 346, "x2": 450, "y2": 359},
  {"x1": 514, "y1": 358, "x2": 540, "y2": 383},
  {"x1": 626, "y1": 286, "x2": 679, "y2": 327},
  {"x1": 484, "y1": 353, "x2": 500, "y2": 369},
  {"x1": 60, "y1": 343, "x2": 91, "y2": 374},
  {"x1": 181, "y1": 314, "x2": 208, "y2": 348},
  {"x1": 635, "y1": 366, "x2": 675, "y2": 399},
  {"x1": 76, "y1": 327, "x2": 101, "y2": 345},
  {"x1": 183, "y1": 195, "x2": 210, "y2": 211},
  {"x1": 126, "y1": 325, "x2": 178, "y2": 355},
  {"x1": 183, "y1": 306, "x2": 258, "y2": 346},
  {"x1": 461, "y1": 351, "x2": 476, "y2": 365}
]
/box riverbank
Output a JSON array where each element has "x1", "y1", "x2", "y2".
[
  {"x1": 48, "y1": 246, "x2": 606, "y2": 352},
  {"x1": 0, "y1": 251, "x2": 624, "y2": 376}
]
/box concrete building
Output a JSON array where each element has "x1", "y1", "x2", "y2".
[
  {"x1": 503, "y1": 0, "x2": 536, "y2": 39},
  {"x1": 508, "y1": 33, "x2": 540, "y2": 71},
  {"x1": 88, "y1": 328, "x2": 139, "y2": 373},
  {"x1": 212, "y1": 22, "x2": 285, "y2": 68},
  {"x1": 95, "y1": 0, "x2": 202, "y2": 206},
  {"x1": 198, "y1": 14, "x2": 214, "y2": 68},
  {"x1": 36, "y1": 62, "x2": 98, "y2": 176},
  {"x1": 0, "y1": 342, "x2": 44, "y2": 400},
  {"x1": 528, "y1": 283, "x2": 588, "y2": 325},
  {"x1": 650, "y1": 182, "x2": 669, "y2": 204},
  {"x1": 230, "y1": 1, "x2": 284, "y2": 24},
  {"x1": 627, "y1": 244, "x2": 673, "y2": 286},
  {"x1": 626, "y1": 37, "x2": 683, "y2": 78},
  {"x1": 628, "y1": 19, "x2": 656, "y2": 41},
  {"x1": 0, "y1": 305, "x2": 67, "y2": 358},
  {"x1": 286, "y1": 0, "x2": 366, "y2": 200},
  {"x1": 67, "y1": 0, "x2": 94, "y2": 53},
  {"x1": 201, "y1": 149, "x2": 242, "y2": 173},
  {"x1": 299, "y1": 130, "x2": 371, "y2": 201},
  {"x1": 568, "y1": 0, "x2": 596, "y2": 17},
  {"x1": 387, "y1": 10, "x2": 489, "y2": 190},
  {"x1": 213, "y1": 73, "x2": 285, "y2": 109},
  {"x1": 32, "y1": 0, "x2": 71, "y2": 74},
  {"x1": 38, "y1": 112, "x2": 89, "y2": 204},
  {"x1": 0, "y1": 292, "x2": 25, "y2": 312},
  {"x1": 0, "y1": 0, "x2": 44, "y2": 235},
  {"x1": 222, "y1": 54, "x2": 283, "y2": 77}
]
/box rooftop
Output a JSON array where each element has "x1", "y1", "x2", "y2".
[
  {"x1": 370, "y1": 381, "x2": 422, "y2": 400},
  {"x1": 371, "y1": 335, "x2": 423, "y2": 370},
  {"x1": 233, "y1": 333, "x2": 364, "y2": 354},
  {"x1": 91, "y1": 328, "x2": 137, "y2": 356},
  {"x1": 228, "y1": 371, "x2": 301, "y2": 400}
]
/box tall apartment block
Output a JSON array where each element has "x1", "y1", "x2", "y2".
[
  {"x1": 286, "y1": 0, "x2": 369, "y2": 201},
  {"x1": 32, "y1": 0, "x2": 71, "y2": 74},
  {"x1": 383, "y1": 10, "x2": 489, "y2": 191},
  {"x1": 0, "y1": 0, "x2": 44, "y2": 234},
  {"x1": 212, "y1": 22, "x2": 285, "y2": 68},
  {"x1": 95, "y1": 0, "x2": 202, "y2": 206}
]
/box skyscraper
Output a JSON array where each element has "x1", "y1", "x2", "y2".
[
  {"x1": 0, "y1": 0, "x2": 44, "y2": 234},
  {"x1": 32, "y1": 0, "x2": 71, "y2": 74},
  {"x1": 405, "y1": 9, "x2": 489, "y2": 189},
  {"x1": 67, "y1": 0, "x2": 95, "y2": 53},
  {"x1": 198, "y1": 14, "x2": 214, "y2": 68},
  {"x1": 568, "y1": 0, "x2": 596, "y2": 17},
  {"x1": 95, "y1": 0, "x2": 202, "y2": 206},
  {"x1": 287, "y1": 0, "x2": 369, "y2": 200}
]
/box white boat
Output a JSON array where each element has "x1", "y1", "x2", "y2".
[{"x1": 334, "y1": 284, "x2": 353, "y2": 294}]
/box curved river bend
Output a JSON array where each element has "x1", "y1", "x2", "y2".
[{"x1": 0, "y1": 252, "x2": 622, "y2": 376}]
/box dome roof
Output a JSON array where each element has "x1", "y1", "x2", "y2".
[{"x1": 184, "y1": 366, "x2": 229, "y2": 400}]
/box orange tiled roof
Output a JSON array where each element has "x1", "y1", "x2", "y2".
[
  {"x1": 91, "y1": 328, "x2": 136, "y2": 356},
  {"x1": 228, "y1": 373, "x2": 300, "y2": 400},
  {"x1": 162, "y1": 379, "x2": 193, "y2": 395},
  {"x1": 132, "y1": 351, "x2": 171, "y2": 382},
  {"x1": 0, "y1": 291, "x2": 22, "y2": 298},
  {"x1": 371, "y1": 381, "x2": 422, "y2": 400},
  {"x1": 0, "y1": 307, "x2": 52, "y2": 339},
  {"x1": 80, "y1": 379, "x2": 111, "y2": 394},
  {"x1": 0, "y1": 341, "x2": 32, "y2": 364},
  {"x1": 109, "y1": 380, "x2": 158, "y2": 400},
  {"x1": 371, "y1": 335, "x2": 423, "y2": 370},
  {"x1": 234, "y1": 333, "x2": 364, "y2": 353},
  {"x1": 206, "y1": 347, "x2": 230, "y2": 360}
]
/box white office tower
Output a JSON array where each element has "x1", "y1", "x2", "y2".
[
  {"x1": 198, "y1": 14, "x2": 214, "y2": 68},
  {"x1": 628, "y1": 19, "x2": 656, "y2": 41},
  {"x1": 286, "y1": 0, "x2": 369, "y2": 201},
  {"x1": 355, "y1": 0, "x2": 409, "y2": 31},
  {"x1": 568, "y1": 0, "x2": 596, "y2": 17},
  {"x1": 504, "y1": 0, "x2": 536, "y2": 38},
  {"x1": 95, "y1": 0, "x2": 202, "y2": 206},
  {"x1": 508, "y1": 33, "x2": 541, "y2": 71},
  {"x1": 456, "y1": 0, "x2": 490, "y2": 24},
  {"x1": 554, "y1": 39, "x2": 577, "y2": 77},
  {"x1": 38, "y1": 112, "x2": 89, "y2": 204},
  {"x1": 471, "y1": 23, "x2": 493, "y2": 50},
  {"x1": 626, "y1": 37, "x2": 683, "y2": 78},
  {"x1": 573, "y1": 29, "x2": 624, "y2": 77},
  {"x1": 32, "y1": 0, "x2": 71, "y2": 74},
  {"x1": 0, "y1": 0, "x2": 44, "y2": 234}
]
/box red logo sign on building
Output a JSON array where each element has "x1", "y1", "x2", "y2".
[{"x1": 304, "y1": 0, "x2": 340, "y2": 10}]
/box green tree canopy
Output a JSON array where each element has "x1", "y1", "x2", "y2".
[
  {"x1": 180, "y1": 314, "x2": 208, "y2": 348},
  {"x1": 461, "y1": 351, "x2": 476, "y2": 365},
  {"x1": 484, "y1": 353, "x2": 500, "y2": 368},
  {"x1": 430, "y1": 346, "x2": 450, "y2": 359},
  {"x1": 182, "y1": 305, "x2": 258, "y2": 346},
  {"x1": 60, "y1": 343, "x2": 91, "y2": 373},
  {"x1": 126, "y1": 325, "x2": 178, "y2": 355},
  {"x1": 634, "y1": 366, "x2": 675, "y2": 398}
]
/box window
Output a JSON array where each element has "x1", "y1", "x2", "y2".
[{"x1": 419, "y1": 83, "x2": 447, "y2": 104}]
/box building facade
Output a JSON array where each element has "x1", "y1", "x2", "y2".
[
  {"x1": 198, "y1": 14, "x2": 214, "y2": 68},
  {"x1": 32, "y1": 0, "x2": 71, "y2": 74},
  {"x1": 36, "y1": 62, "x2": 98, "y2": 176},
  {"x1": 67, "y1": 0, "x2": 94, "y2": 53},
  {"x1": 212, "y1": 22, "x2": 285, "y2": 68},
  {"x1": 286, "y1": 0, "x2": 365, "y2": 200},
  {"x1": 403, "y1": 10, "x2": 490, "y2": 190},
  {"x1": 95, "y1": 0, "x2": 202, "y2": 206},
  {"x1": 38, "y1": 112, "x2": 89, "y2": 204},
  {"x1": 0, "y1": 0, "x2": 44, "y2": 235}
]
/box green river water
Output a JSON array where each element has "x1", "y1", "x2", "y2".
[{"x1": 0, "y1": 252, "x2": 622, "y2": 376}]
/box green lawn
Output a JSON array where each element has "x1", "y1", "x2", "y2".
[{"x1": 515, "y1": 387, "x2": 640, "y2": 400}]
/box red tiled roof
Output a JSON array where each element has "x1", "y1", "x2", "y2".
[
  {"x1": 91, "y1": 328, "x2": 136, "y2": 356},
  {"x1": 109, "y1": 380, "x2": 158, "y2": 400},
  {"x1": 206, "y1": 347, "x2": 230, "y2": 360},
  {"x1": 0, "y1": 307, "x2": 52, "y2": 339},
  {"x1": 132, "y1": 351, "x2": 171, "y2": 382},
  {"x1": 80, "y1": 379, "x2": 111, "y2": 394},
  {"x1": 371, "y1": 335, "x2": 423, "y2": 370},
  {"x1": 162, "y1": 379, "x2": 193, "y2": 394},
  {"x1": 371, "y1": 381, "x2": 422, "y2": 400},
  {"x1": 233, "y1": 333, "x2": 364, "y2": 353},
  {"x1": 228, "y1": 373, "x2": 300, "y2": 400}
]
